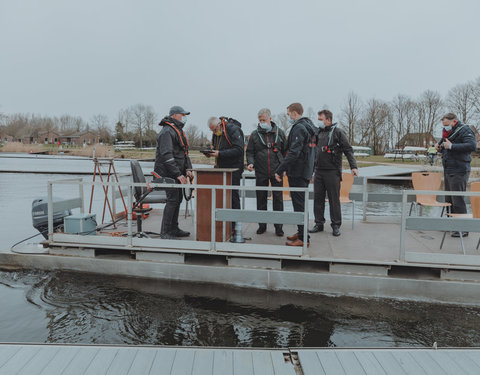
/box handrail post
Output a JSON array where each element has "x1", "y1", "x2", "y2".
[
  {"x1": 303, "y1": 186, "x2": 309, "y2": 256},
  {"x1": 127, "y1": 184, "x2": 133, "y2": 245},
  {"x1": 79, "y1": 179, "x2": 84, "y2": 214},
  {"x1": 222, "y1": 172, "x2": 226, "y2": 242},
  {"x1": 241, "y1": 174, "x2": 246, "y2": 210},
  {"x1": 399, "y1": 190, "x2": 407, "y2": 262},
  {"x1": 48, "y1": 182, "x2": 53, "y2": 242},
  {"x1": 362, "y1": 176, "x2": 368, "y2": 222},
  {"x1": 211, "y1": 188, "x2": 216, "y2": 251}
]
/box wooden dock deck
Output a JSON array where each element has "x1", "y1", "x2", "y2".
[{"x1": 1, "y1": 343, "x2": 480, "y2": 374}]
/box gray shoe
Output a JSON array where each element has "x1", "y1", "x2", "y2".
[
  {"x1": 309, "y1": 224, "x2": 324, "y2": 233},
  {"x1": 332, "y1": 226, "x2": 341, "y2": 237},
  {"x1": 160, "y1": 233, "x2": 178, "y2": 240}
]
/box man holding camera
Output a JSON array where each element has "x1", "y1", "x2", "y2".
[{"x1": 435, "y1": 113, "x2": 477, "y2": 237}]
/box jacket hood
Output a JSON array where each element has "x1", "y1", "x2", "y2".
[{"x1": 159, "y1": 116, "x2": 184, "y2": 129}]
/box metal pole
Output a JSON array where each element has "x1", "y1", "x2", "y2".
[
  {"x1": 79, "y1": 179, "x2": 84, "y2": 214},
  {"x1": 222, "y1": 172, "x2": 226, "y2": 242},
  {"x1": 211, "y1": 188, "x2": 216, "y2": 251},
  {"x1": 111, "y1": 180, "x2": 116, "y2": 219},
  {"x1": 399, "y1": 190, "x2": 407, "y2": 262},
  {"x1": 362, "y1": 177, "x2": 368, "y2": 222},
  {"x1": 127, "y1": 185, "x2": 133, "y2": 245},
  {"x1": 241, "y1": 174, "x2": 246, "y2": 210},
  {"x1": 48, "y1": 182, "x2": 53, "y2": 242},
  {"x1": 193, "y1": 170, "x2": 197, "y2": 240},
  {"x1": 303, "y1": 187, "x2": 309, "y2": 256}
]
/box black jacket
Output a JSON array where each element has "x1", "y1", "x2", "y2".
[
  {"x1": 315, "y1": 123, "x2": 357, "y2": 172},
  {"x1": 246, "y1": 122, "x2": 287, "y2": 178},
  {"x1": 275, "y1": 117, "x2": 316, "y2": 180},
  {"x1": 211, "y1": 118, "x2": 245, "y2": 170},
  {"x1": 154, "y1": 116, "x2": 192, "y2": 179},
  {"x1": 441, "y1": 122, "x2": 477, "y2": 174}
]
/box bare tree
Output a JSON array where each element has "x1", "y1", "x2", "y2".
[
  {"x1": 446, "y1": 82, "x2": 476, "y2": 123},
  {"x1": 358, "y1": 99, "x2": 391, "y2": 154},
  {"x1": 117, "y1": 109, "x2": 132, "y2": 134},
  {"x1": 390, "y1": 94, "x2": 416, "y2": 147},
  {"x1": 415, "y1": 90, "x2": 443, "y2": 135},
  {"x1": 340, "y1": 92, "x2": 362, "y2": 144},
  {"x1": 129, "y1": 104, "x2": 157, "y2": 148}
]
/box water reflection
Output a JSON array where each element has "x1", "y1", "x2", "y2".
[{"x1": 1, "y1": 269, "x2": 480, "y2": 347}]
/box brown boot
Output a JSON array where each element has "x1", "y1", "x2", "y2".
[
  {"x1": 287, "y1": 233, "x2": 298, "y2": 241},
  {"x1": 286, "y1": 239, "x2": 309, "y2": 247}
]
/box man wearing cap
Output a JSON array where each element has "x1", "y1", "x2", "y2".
[
  {"x1": 435, "y1": 113, "x2": 477, "y2": 238},
  {"x1": 154, "y1": 106, "x2": 194, "y2": 239}
]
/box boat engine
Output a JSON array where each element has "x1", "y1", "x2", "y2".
[{"x1": 32, "y1": 198, "x2": 72, "y2": 239}]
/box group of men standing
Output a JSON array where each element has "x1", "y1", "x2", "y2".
[{"x1": 154, "y1": 103, "x2": 359, "y2": 247}]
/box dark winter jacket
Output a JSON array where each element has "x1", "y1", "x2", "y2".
[
  {"x1": 154, "y1": 116, "x2": 192, "y2": 179},
  {"x1": 211, "y1": 118, "x2": 245, "y2": 170},
  {"x1": 275, "y1": 117, "x2": 316, "y2": 180},
  {"x1": 246, "y1": 122, "x2": 287, "y2": 178},
  {"x1": 315, "y1": 123, "x2": 357, "y2": 173},
  {"x1": 441, "y1": 122, "x2": 477, "y2": 174}
]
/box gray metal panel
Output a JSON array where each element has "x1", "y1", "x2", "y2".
[
  {"x1": 17, "y1": 346, "x2": 61, "y2": 375},
  {"x1": 216, "y1": 209, "x2": 304, "y2": 225},
  {"x1": 191, "y1": 349, "x2": 214, "y2": 375},
  {"x1": 0, "y1": 346, "x2": 41, "y2": 374},
  {"x1": 169, "y1": 348, "x2": 195, "y2": 375},
  {"x1": 39, "y1": 347, "x2": 81, "y2": 375},
  {"x1": 233, "y1": 350, "x2": 254, "y2": 374},
  {"x1": 60, "y1": 346, "x2": 100, "y2": 375},
  {"x1": 352, "y1": 351, "x2": 387, "y2": 375},
  {"x1": 148, "y1": 348, "x2": 177, "y2": 375},
  {"x1": 391, "y1": 351, "x2": 427, "y2": 375},
  {"x1": 406, "y1": 217, "x2": 480, "y2": 232},
  {"x1": 127, "y1": 348, "x2": 157, "y2": 375},
  {"x1": 297, "y1": 350, "x2": 326, "y2": 375},
  {"x1": 371, "y1": 351, "x2": 408, "y2": 374},
  {"x1": 83, "y1": 348, "x2": 119, "y2": 375},
  {"x1": 425, "y1": 351, "x2": 467, "y2": 375},
  {"x1": 53, "y1": 197, "x2": 82, "y2": 211},
  {"x1": 0, "y1": 345, "x2": 22, "y2": 368},
  {"x1": 405, "y1": 252, "x2": 480, "y2": 267},
  {"x1": 106, "y1": 348, "x2": 139, "y2": 375},
  {"x1": 464, "y1": 350, "x2": 480, "y2": 369},
  {"x1": 407, "y1": 350, "x2": 447, "y2": 375},
  {"x1": 270, "y1": 351, "x2": 297, "y2": 375},
  {"x1": 334, "y1": 351, "x2": 366, "y2": 375},
  {"x1": 251, "y1": 351, "x2": 275, "y2": 375},
  {"x1": 446, "y1": 351, "x2": 480, "y2": 374},
  {"x1": 216, "y1": 242, "x2": 302, "y2": 256},
  {"x1": 315, "y1": 351, "x2": 348, "y2": 374},
  {"x1": 212, "y1": 349, "x2": 234, "y2": 375}
]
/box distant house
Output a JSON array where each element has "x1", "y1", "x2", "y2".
[
  {"x1": 37, "y1": 130, "x2": 61, "y2": 144},
  {"x1": 0, "y1": 130, "x2": 14, "y2": 143},
  {"x1": 471, "y1": 126, "x2": 480, "y2": 150},
  {"x1": 397, "y1": 132, "x2": 435, "y2": 148}
]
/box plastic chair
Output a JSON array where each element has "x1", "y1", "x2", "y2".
[
  {"x1": 440, "y1": 182, "x2": 480, "y2": 254},
  {"x1": 409, "y1": 172, "x2": 451, "y2": 216}
]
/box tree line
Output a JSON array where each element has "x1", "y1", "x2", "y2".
[{"x1": 1, "y1": 77, "x2": 479, "y2": 153}]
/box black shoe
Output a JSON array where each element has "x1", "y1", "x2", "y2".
[
  {"x1": 171, "y1": 228, "x2": 190, "y2": 237},
  {"x1": 256, "y1": 226, "x2": 267, "y2": 234},
  {"x1": 160, "y1": 233, "x2": 178, "y2": 240},
  {"x1": 309, "y1": 224, "x2": 324, "y2": 233},
  {"x1": 332, "y1": 226, "x2": 341, "y2": 237},
  {"x1": 451, "y1": 231, "x2": 469, "y2": 238},
  {"x1": 275, "y1": 228, "x2": 284, "y2": 237}
]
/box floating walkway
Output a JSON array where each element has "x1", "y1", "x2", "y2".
[{"x1": 1, "y1": 343, "x2": 480, "y2": 374}]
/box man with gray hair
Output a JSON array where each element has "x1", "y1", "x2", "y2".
[{"x1": 246, "y1": 108, "x2": 287, "y2": 236}]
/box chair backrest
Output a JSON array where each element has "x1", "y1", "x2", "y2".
[
  {"x1": 411, "y1": 172, "x2": 442, "y2": 204},
  {"x1": 471, "y1": 182, "x2": 480, "y2": 219},
  {"x1": 130, "y1": 160, "x2": 147, "y2": 201},
  {"x1": 340, "y1": 172, "x2": 354, "y2": 201}
]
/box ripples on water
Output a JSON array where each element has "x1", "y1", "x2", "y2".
[{"x1": 1, "y1": 269, "x2": 480, "y2": 347}]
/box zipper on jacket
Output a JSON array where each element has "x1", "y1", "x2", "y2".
[{"x1": 267, "y1": 134, "x2": 271, "y2": 176}]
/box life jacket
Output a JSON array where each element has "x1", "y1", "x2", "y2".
[{"x1": 165, "y1": 121, "x2": 189, "y2": 156}]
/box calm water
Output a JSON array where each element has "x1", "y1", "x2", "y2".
[{"x1": 1, "y1": 155, "x2": 478, "y2": 347}]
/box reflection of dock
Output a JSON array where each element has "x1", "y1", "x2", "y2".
[{"x1": 1, "y1": 343, "x2": 480, "y2": 374}]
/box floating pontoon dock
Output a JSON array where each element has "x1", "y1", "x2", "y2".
[{"x1": 2, "y1": 343, "x2": 480, "y2": 374}]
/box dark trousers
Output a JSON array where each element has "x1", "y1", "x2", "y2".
[
  {"x1": 161, "y1": 184, "x2": 183, "y2": 234},
  {"x1": 444, "y1": 172, "x2": 469, "y2": 214},
  {"x1": 288, "y1": 176, "x2": 309, "y2": 241},
  {"x1": 232, "y1": 169, "x2": 242, "y2": 210},
  {"x1": 256, "y1": 175, "x2": 284, "y2": 230},
  {"x1": 313, "y1": 170, "x2": 342, "y2": 227}
]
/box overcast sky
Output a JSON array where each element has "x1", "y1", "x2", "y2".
[{"x1": 1, "y1": 0, "x2": 479, "y2": 134}]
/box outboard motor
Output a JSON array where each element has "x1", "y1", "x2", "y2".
[{"x1": 32, "y1": 198, "x2": 72, "y2": 239}]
